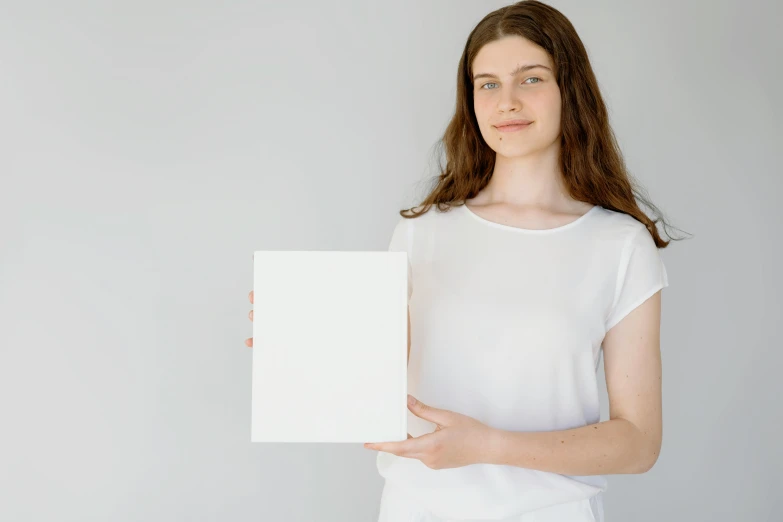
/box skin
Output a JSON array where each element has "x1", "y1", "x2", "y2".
[
  {"x1": 246, "y1": 290, "x2": 253, "y2": 346},
  {"x1": 244, "y1": 35, "x2": 663, "y2": 473},
  {"x1": 466, "y1": 34, "x2": 594, "y2": 225}
]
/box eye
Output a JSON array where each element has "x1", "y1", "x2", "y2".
[{"x1": 479, "y1": 77, "x2": 542, "y2": 90}]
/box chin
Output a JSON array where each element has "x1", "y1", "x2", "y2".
[{"x1": 495, "y1": 145, "x2": 536, "y2": 158}]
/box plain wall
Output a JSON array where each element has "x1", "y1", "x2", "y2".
[{"x1": 1, "y1": 1, "x2": 779, "y2": 521}]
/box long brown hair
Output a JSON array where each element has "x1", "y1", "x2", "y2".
[{"x1": 400, "y1": 0, "x2": 685, "y2": 248}]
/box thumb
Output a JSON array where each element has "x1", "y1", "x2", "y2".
[{"x1": 407, "y1": 395, "x2": 450, "y2": 426}]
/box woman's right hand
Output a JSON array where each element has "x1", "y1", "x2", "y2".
[{"x1": 245, "y1": 290, "x2": 254, "y2": 347}]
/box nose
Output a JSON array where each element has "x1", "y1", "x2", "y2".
[{"x1": 497, "y1": 86, "x2": 522, "y2": 113}]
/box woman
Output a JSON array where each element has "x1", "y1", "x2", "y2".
[{"x1": 248, "y1": 1, "x2": 679, "y2": 520}]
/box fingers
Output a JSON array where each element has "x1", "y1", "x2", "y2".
[{"x1": 248, "y1": 290, "x2": 254, "y2": 347}]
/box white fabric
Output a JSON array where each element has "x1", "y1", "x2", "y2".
[
  {"x1": 378, "y1": 203, "x2": 668, "y2": 520},
  {"x1": 378, "y1": 479, "x2": 604, "y2": 522}
]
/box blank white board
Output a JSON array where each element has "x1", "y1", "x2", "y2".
[{"x1": 251, "y1": 250, "x2": 408, "y2": 443}]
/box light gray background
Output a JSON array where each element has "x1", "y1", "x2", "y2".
[{"x1": 1, "y1": 1, "x2": 779, "y2": 521}]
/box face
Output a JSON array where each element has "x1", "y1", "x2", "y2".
[{"x1": 471, "y1": 35, "x2": 561, "y2": 159}]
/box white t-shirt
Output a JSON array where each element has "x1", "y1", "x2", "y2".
[{"x1": 377, "y1": 202, "x2": 669, "y2": 520}]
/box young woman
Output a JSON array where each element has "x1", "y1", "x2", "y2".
[
  {"x1": 364, "y1": 1, "x2": 679, "y2": 521},
  {"x1": 248, "y1": 1, "x2": 679, "y2": 521}
]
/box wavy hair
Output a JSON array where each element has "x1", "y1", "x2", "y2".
[{"x1": 400, "y1": 0, "x2": 685, "y2": 247}]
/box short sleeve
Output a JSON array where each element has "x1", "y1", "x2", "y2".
[
  {"x1": 604, "y1": 224, "x2": 669, "y2": 332},
  {"x1": 387, "y1": 217, "x2": 413, "y2": 303}
]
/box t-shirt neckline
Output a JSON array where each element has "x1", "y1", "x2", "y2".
[{"x1": 461, "y1": 203, "x2": 599, "y2": 234}]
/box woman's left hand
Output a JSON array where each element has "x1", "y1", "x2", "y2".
[{"x1": 364, "y1": 395, "x2": 498, "y2": 470}]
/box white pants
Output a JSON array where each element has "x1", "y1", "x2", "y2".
[{"x1": 377, "y1": 480, "x2": 605, "y2": 522}]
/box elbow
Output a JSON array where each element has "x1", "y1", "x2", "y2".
[
  {"x1": 636, "y1": 438, "x2": 661, "y2": 474},
  {"x1": 636, "y1": 454, "x2": 657, "y2": 474},
  {"x1": 624, "y1": 420, "x2": 661, "y2": 474}
]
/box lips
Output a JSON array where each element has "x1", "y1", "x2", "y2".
[
  {"x1": 494, "y1": 120, "x2": 533, "y2": 133},
  {"x1": 494, "y1": 119, "x2": 533, "y2": 128}
]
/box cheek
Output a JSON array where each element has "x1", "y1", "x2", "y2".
[
  {"x1": 524, "y1": 94, "x2": 561, "y2": 135},
  {"x1": 528, "y1": 90, "x2": 559, "y2": 113},
  {"x1": 473, "y1": 101, "x2": 492, "y2": 133},
  {"x1": 542, "y1": 91, "x2": 562, "y2": 121},
  {"x1": 473, "y1": 97, "x2": 489, "y2": 119}
]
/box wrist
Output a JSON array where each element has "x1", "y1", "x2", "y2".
[{"x1": 482, "y1": 427, "x2": 507, "y2": 465}]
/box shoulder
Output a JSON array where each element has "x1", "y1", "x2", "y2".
[{"x1": 590, "y1": 206, "x2": 650, "y2": 243}]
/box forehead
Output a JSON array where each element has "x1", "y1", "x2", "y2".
[{"x1": 471, "y1": 36, "x2": 552, "y2": 74}]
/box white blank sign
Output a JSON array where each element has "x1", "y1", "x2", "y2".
[{"x1": 251, "y1": 250, "x2": 408, "y2": 443}]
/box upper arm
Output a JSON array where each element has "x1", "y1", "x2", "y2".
[{"x1": 602, "y1": 289, "x2": 663, "y2": 473}]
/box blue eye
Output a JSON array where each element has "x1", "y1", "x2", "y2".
[{"x1": 479, "y1": 77, "x2": 541, "y2": 89}]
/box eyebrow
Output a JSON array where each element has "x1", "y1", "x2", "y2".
[{"x1": 472, "y1": 64, "x2": 551, "y2": 82}]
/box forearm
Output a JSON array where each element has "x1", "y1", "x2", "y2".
[{"x1": 484, "y1": 418, "x2": 653, "y2": 475}]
